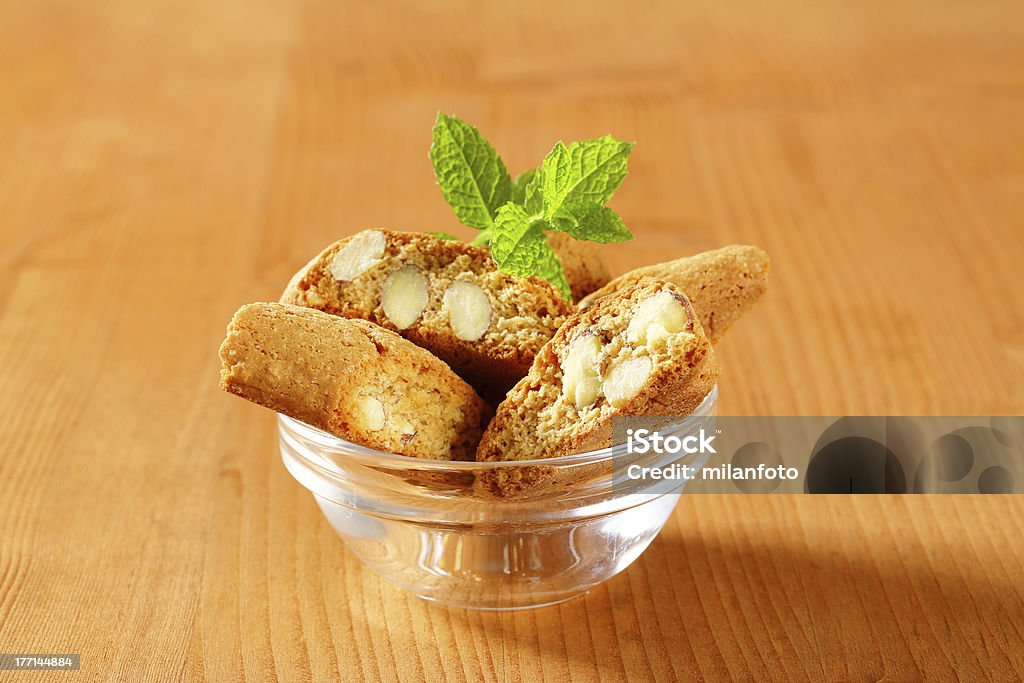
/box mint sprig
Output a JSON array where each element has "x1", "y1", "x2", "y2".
[{"x1": 429, "y1": 113, "x2": 635, "y2": 299}]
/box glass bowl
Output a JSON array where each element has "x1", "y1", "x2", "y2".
[{"x1": 279, "y1": 387, "x2": 717, "y2": 611}]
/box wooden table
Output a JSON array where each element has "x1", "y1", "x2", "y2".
[{"x1": 1, "y1": 0, "x2": 1022, "y2": 680}]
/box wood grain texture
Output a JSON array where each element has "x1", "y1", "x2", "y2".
[{"x1": 0, "y1": 0, "x2": 1022, "y2": 680}]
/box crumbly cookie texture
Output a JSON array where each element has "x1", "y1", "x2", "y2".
[
  {"x1": 476, "y1": 278, "x2": 719, "y2": 462},
  {"x1": 578, "y1": 245, "x2": 770, "y2": 344},
  {"x1": 547, "y1": 231, "x2": 612, "y2": 301},
  {"x1": 219, "y1": 303, "x2": 490, "y2": 460},
  {"x1": 280, "y1": 230, "x2": 574, "y2": 400}
]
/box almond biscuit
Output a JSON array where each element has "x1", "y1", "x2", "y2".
[
  {"x1": 281, "y1": 230, "x2": 574, "y2": 400},
  {"x1": 219, "y1": 302, "x2": 490, "y2": 460},
  {"x1": 476, "y1": 278, "x2": 719, "y2": 462},
  {"x1": 578, "y1": 245, "x2": 770, "y2": 343}
]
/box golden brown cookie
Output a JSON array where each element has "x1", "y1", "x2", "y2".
[
  {"x1": 281, "y1": 230, "x2": 574, "y2": 401},
  {"x1": 578, "y1": 245, "x2": 770, "y2": 343},
  {"x1": 219, "y1": 302, "x2": 490, "y2": 460},
  {"x1": 476, "y1": 278, "x2": 719, "y2": 462},
  {"x1": 546, "y1": 231, "x2": 612, "y2": 301}
]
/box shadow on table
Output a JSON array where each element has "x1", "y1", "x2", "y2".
[{"x1": 439, "y1": 524, "x2": 1023, "y2": 679}]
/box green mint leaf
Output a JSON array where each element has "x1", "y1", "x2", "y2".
[
  {"x1": 426, "y1": 231, "x2": 459, "y2": 241},
  {"x1": 511, "y1": 168, "x2": 538, "y2": 206},
  {"x1": 524, "y1": 169, "x2": 544, "y2": 214},
  {"x1": 550, "y1": 202, "x2": 634, "y2": 243},
  {"x1": 540, "y1": 135, "x2": 634, "y2": 215},
  {"x1": 490, "y1": 203, "x2": 571, "y2": 299},
  {"x1": 429, "y1": 113, "x2": 512, "y2": 231},
  {"x1": 541, "y1": 141, "x2": 572, "y2": 213},
  {"x1": 490, "y1": 203, "x2": 539, "y2": 271}
]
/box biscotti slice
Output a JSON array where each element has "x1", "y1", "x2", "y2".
[
  {"x1": 219, "y1": 302, "x2": 490, "y2": 460},
  {"x1": 547, "y1": 232, "x2": 612, "y2": 301},
  {"x1": 578, "y1": 245, "x2": 770, "y2": 343},
  {"x1": 281, "y1": 230, "x2": 574, "y2": 400},
  {"x1": 476, "y1": 278, "x2": 719, "y2": 462}
]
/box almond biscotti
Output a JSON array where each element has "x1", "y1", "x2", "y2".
[
  {"x1": 219, "y1": 302, "x2": 490, "y2": 460},
  {"x1": 280, "y1": 230, "x2": 574, "y2": 399},
  {"x1": 476, "y1": 278, "x2": 719, "y2": 462},
  {"x1": 578, "y1": 245, "x2": 770, "y2": 344}
]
